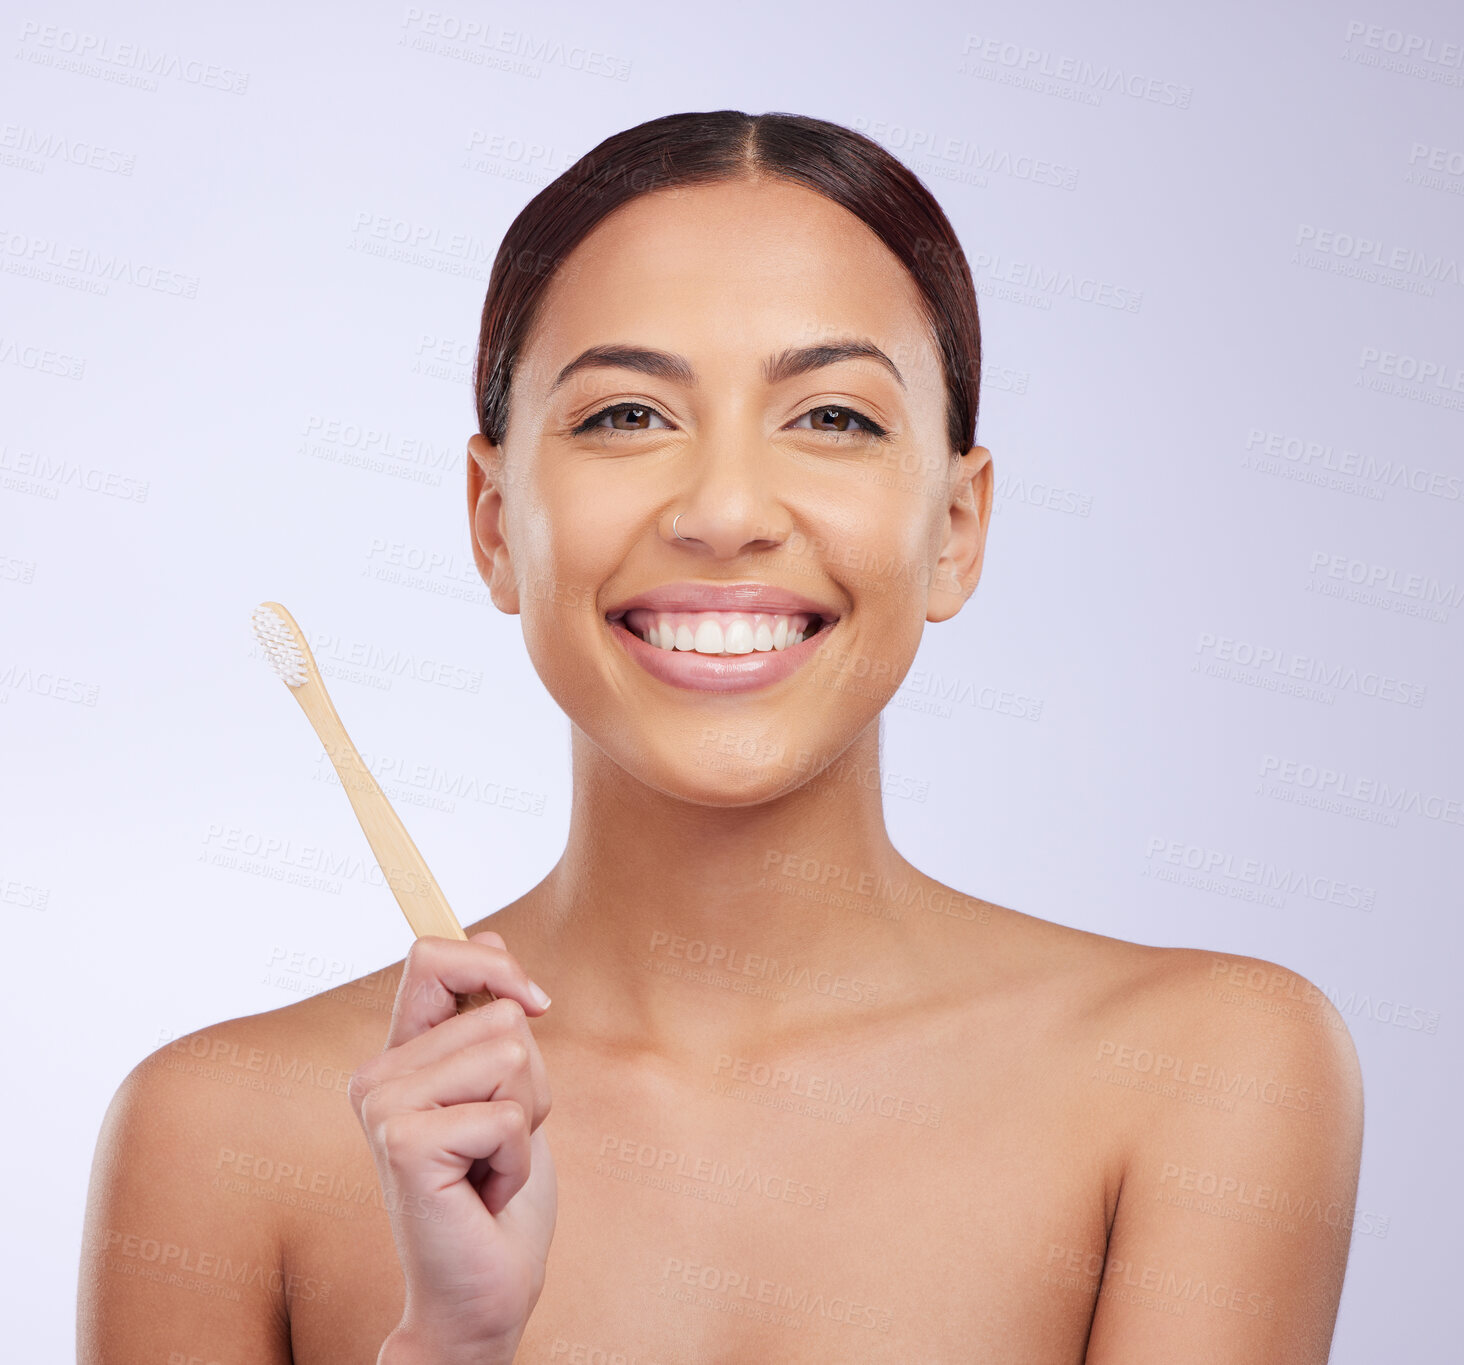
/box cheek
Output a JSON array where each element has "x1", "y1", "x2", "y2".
[
  {"x1": 838, "y1": 497, "x2": 943, "y2": 607},
  {"x1": 507, "y1": 496, "x2": 606, "y2": 660},
  {"x1": 826, "y1": 515, "x2": 944, "y2": 683}
]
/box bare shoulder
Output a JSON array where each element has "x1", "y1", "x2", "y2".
[
  {"x1": 1055, "y1": 935, "x2": 1365, "y2": 1362},
  {"x1": 936, "y1": 890, "x2": 1179, "y2": 1023},
  {"x1": 79, "y1": 968, "x2": 405, "y2": 1362},
  {"x1": 948, "y1": 897, "x2": 1366, "y2": 1358},
  {"x1": 970, "y1": 893, "x2": 1363, "y2": 1105},
  {"x1": 149, "y1": 966, "x2": 403, "y2": 1111},
  {"x1": 1087, "y1": 940, "x2": 1364, "y2": 1125}
]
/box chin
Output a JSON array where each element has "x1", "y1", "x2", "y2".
[
  {"x1": 608, "y1": 729, "x2": 821, "y2": 808},
  {"x1": 654, "y1": 772, "x2": 811, "y2": 810}
]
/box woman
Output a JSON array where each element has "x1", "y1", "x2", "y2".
[{"x1": 79, "y1": 110, "x2": 1364, "y2": 1364}]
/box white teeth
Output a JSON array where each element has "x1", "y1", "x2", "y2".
[
  {"x1": 693, "y1": 619, "x2": 724, "y2": 654},
  {"x1": 723, "y1": 620, "x2": 755, "y2": 654},
  {"x1": 620, "y1": 608, "x2": 827, "y2": 655}
]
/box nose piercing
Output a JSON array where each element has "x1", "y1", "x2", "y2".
[{"x1": 673, "y1": 513, "x2": 689, "y2": 541}]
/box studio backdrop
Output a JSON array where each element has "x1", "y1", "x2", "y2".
[{"x1": 1, "y1": 1, "x2": 1459, "y2": 1359}]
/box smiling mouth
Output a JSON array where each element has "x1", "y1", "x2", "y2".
[{"x1": 608, "y1": 608, "x2": 835, "y2": 656}]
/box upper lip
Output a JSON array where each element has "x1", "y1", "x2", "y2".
[{"x1": 605, "y1": 581, "x2": 842, "y2": 621}]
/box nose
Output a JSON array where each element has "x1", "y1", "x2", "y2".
[{"x1": 661, "y1": 430, "x2": 792, "y2": 557}]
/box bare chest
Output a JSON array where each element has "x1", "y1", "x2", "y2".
[{"x1": 287, "y1": 1028, "x2": 1116, "y2": 1364}]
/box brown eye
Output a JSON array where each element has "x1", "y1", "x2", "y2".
[
  {"x1": 812, "y1": 407, "x2": 855, "y2": 431},
  {"x1": 574, "y1": 402, "x2": 672, "y2": 435},
  {"x1": 611, "y1": 405, "x2": 652, "y2": 430},
  {"x1": 792, "y1": 405, "x2": 887, "y2": 438}
]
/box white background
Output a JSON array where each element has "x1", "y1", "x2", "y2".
[{"x1": 1, "y1": 1, "x2": 1460, "y2": 1358}]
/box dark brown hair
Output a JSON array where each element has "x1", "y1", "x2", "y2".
[{"x1": 473, "y1": 110, "x2": 981, "y2": 455}]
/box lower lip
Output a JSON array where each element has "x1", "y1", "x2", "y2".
[{"x1": 607, "y1": 616, "x2": 837, "y2": 693}]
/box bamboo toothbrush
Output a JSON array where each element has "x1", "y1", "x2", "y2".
[{"x1": 250, "y1": 601, "x2": 495, "y2": 1012}]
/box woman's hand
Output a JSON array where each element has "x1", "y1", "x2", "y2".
[{"x1": 349, "y1": 931, "x2": 556, "y2": 1365}]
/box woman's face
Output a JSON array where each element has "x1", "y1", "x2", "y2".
[{"x1": 468, "y1": 175, "x2": 992, "y2": 805}]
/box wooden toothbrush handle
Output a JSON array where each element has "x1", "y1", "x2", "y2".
[{"x1": 288, "y1": 670, "x2": 496, "y2": 1010}]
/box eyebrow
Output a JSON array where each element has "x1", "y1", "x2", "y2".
[{"x1": 547, "y1": 338, "x2": 907, "y2": 395}]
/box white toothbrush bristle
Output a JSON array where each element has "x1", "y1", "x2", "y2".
[{"x1": 252, "y1": 605, "x2": 309, "y2": 687}]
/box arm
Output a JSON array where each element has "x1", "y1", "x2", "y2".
[
  {"x1": 1083, "y1": 953, "x2": 1365, "y2": 1363},
  {"x1": 78, "y1": 1021, "x2": 296, "y2": 1363}
]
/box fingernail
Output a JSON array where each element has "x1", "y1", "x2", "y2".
[{"x1": 528, "y1": 979, "x2": 552, "y2": 1009}]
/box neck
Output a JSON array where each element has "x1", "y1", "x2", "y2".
[{"x1": 494, "y1": 719, "x2": 935, "y2": 1058}]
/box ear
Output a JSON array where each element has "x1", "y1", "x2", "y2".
[
  {"x1": 926, "y1": 444, "x2": 993, "y2": 624},
  {"x1": 466, "y1": 433, "x2": 521, "y2": 615}
]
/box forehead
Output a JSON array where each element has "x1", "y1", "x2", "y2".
[{"x1": 520, "y1": 177, "x2": 941, "y2": 389}]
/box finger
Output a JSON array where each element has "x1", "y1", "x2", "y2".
[
  {"x1": 388, "y1": 934, "x2": 550, "y2": 1046},
  {"x1": 379, "y1": 1101, "x2": 533, "y2": 1214},
  {"x1": 350, "y1": 996, "x2": 548, "y2": 1120},
  {"x1": 455, "y1": 930, "x2": 508, "y2": 1013},
  {"x1": 368, "y1": 1029, "x2": 550, "y2": 1133}
]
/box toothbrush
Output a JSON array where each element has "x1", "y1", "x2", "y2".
[{"x1": 250, "y1": 601, "x2": 495, "y2": 1012}]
